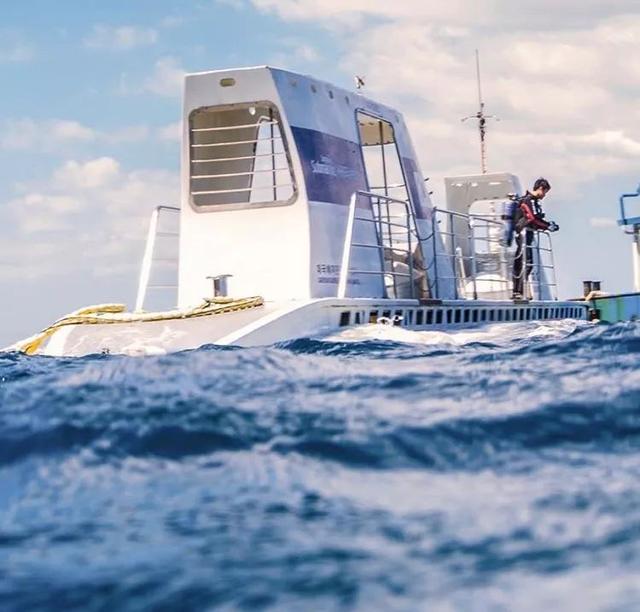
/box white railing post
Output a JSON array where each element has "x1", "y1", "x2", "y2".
[
  {"x1": 135, "y1": 208, "x2": 160, "y2": 312},
  {"x1": 337, "y1": 192, "x2": 358, "y2": 299}
]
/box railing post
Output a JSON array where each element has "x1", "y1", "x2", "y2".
[
  {"x1": 468, "y1": 218, "x2": 478, "y2": 300},
  {"x1": 536, "y1": 233, "x2": 542, "y2": 300},
  {"x1": 432, "y1": 208, "x2": 439, "y2": 299},
  {"x1": 406, "y1": 202, "x2": 414, "y2": 298},
  {"x1": 450, "y1": 213, "x2": 459, "y2": 299},
  {"x1": 337, "y1": 192, "x2": 358, "y2": 299},
  {"x1": 135, "y1": 208, "x2": 160, "y2": 312}
]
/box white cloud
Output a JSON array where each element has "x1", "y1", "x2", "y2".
[
  {"x1": 158, "y1": 121, "x2": 181, "y2": 142},
  {"x1": 250, "y1": 0, "x2": 635, "y2": 28},
  {"x1": 0, "y1": 32, "x2": 34, "y2": 63},
  {"x1": 2, "y1": 157, "x2": 179, "y2": 281},
  {"x1": 53, "y1": 157, "x2": 121, "y2": 190},
  {"x1": 8, "y1": 193, "x2": 82, "y2": 233},
  {"x1": 580, "y1": 131, "x2": 640, "y2": 157},
  {"x1": 245, "y1": 4, "x2": 640, "y2": 196},
  {"x1": 84, "y1": 25, "x2": 158, "y2": 50},
  {"x1": 104, "y1": 125, "x2": 151, "y2": 144},
  {"x1": 0, "y1": 119, "x2": 97, "y2": 150},
  {"x1": 590, "y1": 217, "x2": 617, "y2": 228},
  {"x1": 144, "y1": 56, "x2": 185, "y2": 97}
]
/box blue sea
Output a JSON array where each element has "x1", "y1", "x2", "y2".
[{"x1": 2, "y1": 320, "x2": 640, "y2": 611}]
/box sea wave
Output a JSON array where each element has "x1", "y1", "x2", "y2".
[{"x1": 2, "y1": 321, "x2": 640, "y2": 609}]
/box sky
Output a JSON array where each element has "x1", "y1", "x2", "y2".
[{"x1": 1, "y1": 0, "x2": 639, "y2": 346}]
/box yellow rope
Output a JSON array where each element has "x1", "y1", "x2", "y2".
[{"x1": 16, "y1": 296, "x2": 264, "y2": 355}]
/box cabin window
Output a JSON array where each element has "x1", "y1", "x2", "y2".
[
  {"x1": 455, "y1": 309, "x2": 462, "y2": 323},
  {"x1": 357, "y1": 112, "x2": 409, "y2": 203},
  {"x1": 339, "y1": 311, "x2": 350, "y2": 326},
  {"x1": 472, "y1": 309, "x2": 478, "y2": 323},
  {"x1": 447, "y1": 309, "x2": 453, "y2": 324},
  {"x1": 436, "y1": 310, "x2": 443, "y2": 324},
  {"x1": 426, "y1": 310, "x2": 433, "y2": 324},
  {"x1": 416, "y1": 309, "x2": 424, "y2": 325},
  {"x1": 464, "y1": 309, "x2": 470, "y2": 323},
  {"x1": 369, "y1": 310, "x2": 378, "y2": 323},
  {"x1": 407, "y1": 310, "x2": 414, "y2": 325},
  {"x1": 489, "y1": 310, "x2": 495, "y2": 322},
  {"x1": 189, "y1": 102, "x2": 296, "y2": 210},
  {"x1": 355, "y1": 311, "x2": 361, "y2": 324}
]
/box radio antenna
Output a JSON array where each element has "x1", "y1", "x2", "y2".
[{"x1": 461, "y1": 50, "x2": 498, "y2": 174}]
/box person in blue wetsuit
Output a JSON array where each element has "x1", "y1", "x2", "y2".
[{"x1": 512, "y1": 177, "x2": 559, "y2": 299}]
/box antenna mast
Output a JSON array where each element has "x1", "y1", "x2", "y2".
[{"x1": 462, "y1": 50, "x2": 498, "y2": 174}]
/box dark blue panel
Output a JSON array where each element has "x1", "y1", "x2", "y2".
[{"x1": 291, "y1": 126, "x2": 368, "y2": 207}]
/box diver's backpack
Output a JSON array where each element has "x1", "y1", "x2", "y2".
[{"x1": 501, "y1": 193, "x2": 519, "y2": 247}]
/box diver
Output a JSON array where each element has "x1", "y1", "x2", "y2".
[{"x1": 511, "y1": 177, "x2": 559, "y2": 300}]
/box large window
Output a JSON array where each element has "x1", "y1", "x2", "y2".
[{"x1": 189, "y1": 102, "x2": 297, "y2": 209}]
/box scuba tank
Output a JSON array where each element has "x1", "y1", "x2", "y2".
[{"x1": 501, "y1": 193, "x2": 519, "y2": 247}]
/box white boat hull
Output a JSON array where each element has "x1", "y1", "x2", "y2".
[{"x1": 23, "y1": 298, "x2": 589, "y2": 357}]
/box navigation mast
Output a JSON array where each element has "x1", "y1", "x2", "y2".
[{"x1": 462, "y1": 50, "x2": 498, "y2": 174}]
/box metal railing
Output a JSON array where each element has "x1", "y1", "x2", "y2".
[
  {"x1": 338, "y1": 191, "x2": 558, "y2": 301},
  {"x1": 189, "y1": 114, "x2": 295, "y2": 204},
  {"x1": 531, "y1": 230, "x2": 558, "y2": 300},
  {"x1": 135, "y1": 206, "x2": 180, "y2": 312},
  {"x1": 619, "y1": 183, "x2": 640, "y2": 226},
  {"x1": 338, "y1": 191, "x2": 417, "y2": 299}
]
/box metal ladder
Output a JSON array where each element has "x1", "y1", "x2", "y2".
[{"x1": 135, "y1": 205, "x2": 180, "y2": 312}]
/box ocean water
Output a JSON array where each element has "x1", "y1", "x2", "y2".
[{"x1": 2, "y1": 320, "x2": 640, "y2": 611}]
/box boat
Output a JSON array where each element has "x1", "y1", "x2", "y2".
[
  {"x1": 6, "y1": 66, "x2": 591, "y2": 357},
  {"x1": 586, "y1": 183, "x2": 640, "y2": 322}
]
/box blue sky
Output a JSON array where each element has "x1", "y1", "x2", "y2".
[{"x1": 1, "y1": 1, "x2": 639, "y2": 346}]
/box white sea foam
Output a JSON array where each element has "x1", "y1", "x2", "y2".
[{"x1": 323, "y1": 319, "x2": 587, "y2": 347}]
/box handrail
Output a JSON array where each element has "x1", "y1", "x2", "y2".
[
  {"x1": 135, "y1": 206, "x2": 180, "y2": 312},
  {"x1": 338, "y1": 191, "x2": 415, "y2": 299},
  {"x1": 191, "y1": 136, "x2": 281, "y2": 148},
  {"x1": 618, "y1": 183, "x2": 640, "y2": 225},
  {"x1": 192, "y1": 121, "x2": 278, "y2": 133},
  {"x1": 338, "y1": 191, "x2": 558, "y2": 302}
]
